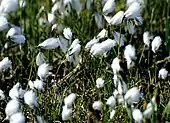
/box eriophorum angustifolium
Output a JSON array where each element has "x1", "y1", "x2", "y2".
[{"x1": 0, "y1": 0, "x2": 169, "y2": 122}]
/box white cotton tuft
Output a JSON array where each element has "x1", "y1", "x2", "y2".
[
  {"x1": 6, "y1": 28, "x2": 20, "y2": 38},
  {"x1": 85, "y1": 37, "x2": 99, "y2": 50},
  {"x1": 132, "y1": 109, "x2": 143, "y2": 122},
  {"x1": 69, "y1": 43, "x2": 81, "y2": 56},
  {"x1": 111, "y1": 57, "x2": 121, "y2": 74},
  {"x1": 110, "y1": 109, "x2": 116, "y2": 119},
  {"x1": 9, "y1": 83, "x2": 19, "y2": 100},
  {"x1": 117, "y1": 95, "x2": 124, "y2": 104},
  {"x1": 158, "y1": 68, "x2": 168, "y2": 79},
  {"x1": 19, "y1": 0, "x2": 26, "y2": 8},
  {"x1": 100, "y1": 39, "x2": 116, "y2": 51},
  {"x1": 96, "y1": 77, "x2": 104, "y2": 88},
  {"x1": 124, "y1": 2, "x2": 141, "y2": 20},
  {"x1": 111, "y1": 11, "x2": 124, "y2": 25},
  {"x1": 90, "y1": 39, "x2": 116, "y2": 56},
  {"x1": 113, "y1": 89, "x2": 119, "y2": 98},
  {"x1": 28, "y1": 80, "x2": 34, "y2": 90},
  {"x1": 48, "y1": 13, "x2": 55, "y2": 24},
  {"x1": 64, "y1": 93, "x2": 77, "y2": 108},
  {"x1": 36, "y1": 52, "x2": 46, "y2": 66},
  {"x1": 0, "y1": 57, "x2": 12, "y2": 72},
  {"x1": 143, "y1": 105, "x2": 153, "y2": 118},
  {"x1": 97, "y1": 29, "x2": 108, "y2": 39},
  {"x1": 124, "y1": 45, "x2": 136, "y2": 69},
  {"x1": 10, "y1": 112, "x2": 25, "y2": 123},
  {"x1": 124, "y1": 87, "x2": 141, "y2": 105},
  {"x1": 5, "y1": 99, "x2": 20, "y2": 119},
  {"x1": 10, "y1": 35, "x2": 26, "y2": 44},
  {"x1": 51, "y1": 2, "x2": 62, "y2": 14},
  {"x1": 117, "y1": 80, "x2": 127, "y2": 95},
  {"x1": 106, "y1": 96, "x2": 116, "y2": 107},
  {"x1": 62, "y1": 105, "x2": 72, "y2": 121},
  {"x1": 37, "y1": 63, "x2": 52, "y2": 80},
  {"x1": 143, "y1": 31, "x2": 153, "y2": 47},
  {"x1": 66, "y1": 39, "x2": 81, "y2": 66},
  {"x1": 104, "y1": 11, "x2": 124, "y2": 25},
  {"x1": 151, "y1": 36, "x2": 162, "y2": 53},
  {"x1": 68, "y1": 39, "x2": 80, "y2": 51},
  {"x1": 0, "y1": 16, "x2": 8, "y2": 31},
  {"x1": 24, "y1": 90, "x2": 38, "y2": 108},
  {"x1": 38, "y1": 37, "x2": 60, "y2": 49},
  {"x1": 63, "y1": 0, "x2": 72, "y2": 6},
  {"x1": 102, "y1": 0, "x2": 115, "y2": 15},
  {"x1": 33, "y1": 79, "x2": 44, "y2": 91},
  {"x1": 9, "y1": 82, "x2": 26, "y2": 100},
  {"x1": 0, "y1": 0, "x2": 18, "y2": 13},
  {"x1": 63, "y1": 28, "x2": 72, "y2": 40},
  {"x1": 92, "y1": 100, "x2": 103, "y2": 111}
]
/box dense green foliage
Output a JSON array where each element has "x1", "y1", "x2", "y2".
[{"x1": 0, "y1": 0, "x2": 170, "y2": 122}]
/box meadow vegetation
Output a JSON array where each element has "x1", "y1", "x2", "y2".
[{"x1": 0, "y1": 0, "x2": 170, "y2": 122}]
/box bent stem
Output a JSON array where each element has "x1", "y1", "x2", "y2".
[
  {"x1": 138, "y1": 45, "x2": 145, "y2": 64},
  {"x1": 154, "y1": 55, "x2": 157, "y2": 84}
]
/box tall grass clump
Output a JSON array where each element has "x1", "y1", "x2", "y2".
[{"x1": 0, "y1": 0, "x2": 170, "y2": 122}]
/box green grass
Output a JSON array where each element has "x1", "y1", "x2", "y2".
[{"x1": 0, "y1": 0, "x2": 170, "y2": 122}]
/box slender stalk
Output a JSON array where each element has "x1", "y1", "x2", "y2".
[
  {"x1": 117, "y1": 27, "x2": 122, "y2": 58},
  {"x1": 138, "y1": 45, "x2": 145, "y2": 64},
  {"x1": 154, "y1": 55, "x2": 157, "y2": 84},
  {"x1": 148, "y1": 48, "x2": 151, "y2": 69}
]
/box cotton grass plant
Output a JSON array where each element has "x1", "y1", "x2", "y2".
[{"x1": 0, "y1": 0, "x2": 170, "y2": 122}]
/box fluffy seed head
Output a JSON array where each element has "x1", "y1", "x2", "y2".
[
  {"x1": 64, "y1": 93, "x2": 77, "y2": 108},
  {"x1": 158, "y1": 68, "x2": 168, "y2": 79},
  {"x1": 96, "y1": 77, "x2": 104, "y2": 88},
  {"x1": 63, "y1": 28, "x2": 72, "y2": 40},
  {"x1": 102, "y1": 0, "x2": 115, "y2": 15},
  {"x1": 151, "y1": 36, "x2": 162, "y2": 53},
  {"x1": 132, "y1": 109, "x2": 143, "y2": 122},
  {"x1": 37, "y1": 63, "x2": 52, "y2": 80},
  {"x1": 92, "y1": 100, "x2": 103, "y2": 111},
  {"x1": 106, "y1": 96, "x2": 116, "y2": 107},
  {"x1": 24, "y1": 90, "x2": 38, "y2": 108},
  {"x1": 10, "y1": 112, "x2": 25, "y2": 123},
  {"x1": 5, "y1": 99, "x2": 19, "y2": 119},
  {"x1": 0, "y1": 57, "x2": 12, "y2": 72},
  {"x1": 62, "y1": 105, "x2": 72, "y2": 121},
  {"x1": 124, "y1": 87, "x2": 141, "y2": 105}
]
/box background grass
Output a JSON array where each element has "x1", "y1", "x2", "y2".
[{"x1": 0, "y1": 0, "x2": 170, "y2": 122}]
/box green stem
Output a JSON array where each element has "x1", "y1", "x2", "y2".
[
  {"x1": 148, "y1": 49, "x2": 150, "y2": 68},
  {"x1": 138, "y1": 45, "x2": 145, "y2": 64},
  {"x1": 117, "y1": 27, "x2": 122, "y2": 58},
  {"x1": 154, "y1": 55, "x2": 157, "y2": 84}
]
